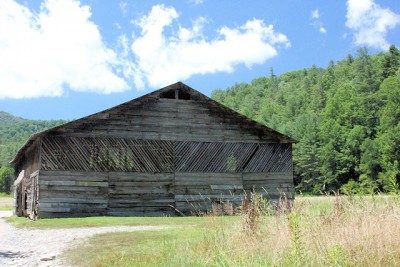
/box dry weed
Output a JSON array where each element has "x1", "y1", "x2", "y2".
[{"x1": 204, "y1": 195, "x2": 400, "y2": 266}]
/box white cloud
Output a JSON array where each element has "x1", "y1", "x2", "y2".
[
  {"x1": 127, "y1": 4, "x2": 290, "y2": 89},
  {"x1": 346, "y1": 0, "x2": 400, "y2": 50},
  {"x1": 311, "y1": 9, "x2": 320, "y2": 19},
  {"x1": 311, "y1": 8, "x2": 327, "y2": 34},
  {"x1": 0, "y1": 1, "x2": 290, "y2": 98},
  {"x1": 189, "y1": 0, "x2": 204, "y2": 5},
  {"x1": 119, "y1": 1, "x2": 128, "y2": 15},
  {"x1": 0, "y1": 0, "x2": 128, "y2": 99}
]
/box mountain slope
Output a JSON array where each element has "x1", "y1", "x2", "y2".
[
  {"x1": 212, "y1": 46, "x2": 400, "y2": 194},
  {"x1": 0, "y1": 112, "x2": 66, "y2": 166}
]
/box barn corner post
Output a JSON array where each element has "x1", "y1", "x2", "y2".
[
  {"x1": 12, "y1": 170, "x2": 24, "y2": 216},
  {"x1": 33, "y1": 136, "x2": 43, "y2": 220},
  {"x1": 11, "y1": 82, "x2": 295, "y2": 218}
]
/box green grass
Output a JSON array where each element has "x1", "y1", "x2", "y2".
[
  {"x1": 62, "y1": 216, "x2": 241, "y2": 267},
  {"x1": 61, "y1": 195, "x2": 400, "y2": 266},
  {"x1": 6, "y1": 214, "x2": 238, "y2": 229},
  {"x1": 63, "y1": 218, "x2": 229, "y2": 267},
  {"x1": 6, "y1": 195, "x2": 391, "y2": 227},
  {"x1": 6, "y1": 196, "x2": 316, "y2": 229},
  {"x1": 3, "y1": 195, "x2": 350, "y2": 227},
  {"x1": 0, "y1": 193, "x2": 12, "y2": 211}
]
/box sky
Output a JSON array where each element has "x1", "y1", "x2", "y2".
[{"x1": 0, "y1": 0, "x2": 399, "y2": 120}]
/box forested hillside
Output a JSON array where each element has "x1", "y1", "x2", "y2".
[
  {"x1": 0, "y1": 112, "x2": 65, "y2": 166},
  {"x1": 212, "y1": 46, "x2": 400, "y2": 194}
]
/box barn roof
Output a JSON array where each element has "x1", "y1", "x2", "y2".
[{"x1": 11, "y1": 82, "x2": 295, "y2": 166}]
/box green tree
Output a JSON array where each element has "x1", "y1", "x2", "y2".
[
  {"x1": 0, "y1": 166, "x2": 14, "y2": 193},
  {"x1": 353, "y1": 48, "x2": 379, "y2": 93},
  {"x1": 382, "y1": 45, "x2": 400, "y2": 79},
  {"x1": 205, "y1": 49, "x2": 399, "y2": 194},
  {"x1": 376, "y1": 76, "x2": 400, "y2": 187}
]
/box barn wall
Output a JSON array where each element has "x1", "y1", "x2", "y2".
[
  {"x1": 51, "y1": 98, "x2": 278, "y2": 143},
  {"x1": 108, "y1": 172, "x2": 175, "y2": 216},
  {"x1": 37, "y1": 137, "x2": 294, "y2": 217},
  {"x1": 35, "y1": 97, "x2": 293, "y2": 217},
  {"x1": 37, "y1": 170, "x2": 108, "y2": 217},
  {"x1": 243, "y1": 172, "x2": 294, "y2": 200},
  {"x1": 40, "y1": 137, "x2": 292, "y2": 173},
  {"x1": 37, "y1": 171, "x2": 175, "y2": 217},
  {"x1": 15, "y1": 140, "x2": 40, "y2": 218},
  {"x1": 174, "y1": 172, "x2": 243, "y2": 214},
  {"x1": 16, "y1": 141, "x2": 40, "y2": 177},
  {"x1": 37, "y1": 170, "x2": 293, "y2": 217}
]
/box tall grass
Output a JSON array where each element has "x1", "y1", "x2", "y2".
[
  {"x1": 64, "y1": 195, "x2": 400, "y2": 266},
  {"x1": 202, "y1": 194, "x2": 400, "y2": 266}
]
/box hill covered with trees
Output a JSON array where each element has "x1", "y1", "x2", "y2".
[
  {"x1": 212, "y1": 46, "x2": 400, "y2": 194},
  {"x1": 0, "y1": 112, "x2": 65, "y2": 166},
  {"x1": 0, "y1": 112, "x2": 65, "y2": 192}
]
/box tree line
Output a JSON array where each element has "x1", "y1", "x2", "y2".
[{"x1": 212, "y1": 46, "x2": 400, "y2": 194}]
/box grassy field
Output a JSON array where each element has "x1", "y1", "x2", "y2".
[
  {"x1": 6, "y1": 195, "x2": 400, "y2": 266},
  {"x1": 54, "y1": 195, "x2": 400, "y2": 266},
  {"x1": 7, "y1": 214, "x2": 235, "y2": 229},
  {"x1": 0, "y1": 193, "x2": 12, "y2": 211}
]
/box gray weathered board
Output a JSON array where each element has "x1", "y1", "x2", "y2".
[{"x1": 37, "y1": 170, "x2": 292, "y2": 217}]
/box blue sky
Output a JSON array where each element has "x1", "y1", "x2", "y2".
[{"x1": 0, "y1": 0, "x2": 399, "y2": 120}]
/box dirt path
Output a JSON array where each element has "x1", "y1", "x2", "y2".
[{"x1": 0, "y1": 212, "x2": 163, "y2": 266}]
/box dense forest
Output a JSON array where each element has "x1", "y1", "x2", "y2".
[{"x1": 212, "y1": 46, "x2": 400, "y2": 195}]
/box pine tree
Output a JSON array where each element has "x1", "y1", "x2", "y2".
[{"x1": 382, "y1": 45, "x2": 400, "y2": 79}]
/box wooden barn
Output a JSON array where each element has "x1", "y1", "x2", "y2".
[{"x1": 11, "y1": 82, "x2": 295, "y2": 219}]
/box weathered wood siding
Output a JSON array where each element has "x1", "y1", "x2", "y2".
[
  {"x1": 51, "y1": 99, "x2": 278, "y2": 142},
  {"x1": 37, "y1": 170, "x2": 292, "y2": 217},
  {"x1": 15, "y1": 140, "x2": 40, "y2": 218},
  {"x1": 175, "y1": 172, "x2": 243, "y2": 214},
  {"x1": 37, "y1": 136, "x2": 293, "y2": 216},
  {"x1": 243, "y1": 172, "x2": 294, "y2": 200},
  {"x1": 40, "y1": 137, "x2": 292, "y2": 173},
  {"x1": 41, "y1": 137, "x2": 174, "y2": 172},
  {"x1": 108, "y1": 172, "x2": 175, "y2": 216},
  {"x1": 38, "y1": 170, "x2": 108, "y2": 217},
  {"x1": 16, "y1": 140, "x2": 40, "y2": 178}
]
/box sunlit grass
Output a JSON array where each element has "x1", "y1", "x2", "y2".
[
  {"x1": 61, "y1": 195, "x2": 400, "y2": 266},
  {"x1": 7, "y1": 213, "x2": 238, "y2": 229},
  {"x1": 0, "y1": 192, "x2": 12, "y2": 197},
  {"x1": 0, "y1": 193, "x2": 12, "y2": 211}
]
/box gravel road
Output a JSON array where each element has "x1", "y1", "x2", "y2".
[{"x1": 0, "y1": 211, "x2": 162, "y2": 266}]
